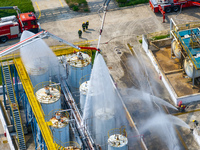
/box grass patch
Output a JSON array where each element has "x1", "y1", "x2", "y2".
[
  {"x1": 117, "y1": 0, "x2": 149, "y2": 7},
  {"x1": 139, "y1": 39, "x2": 142, "y2": 43},
  {"x1": 0, "y1": 0, "x2": 35, "y2": 17},
  {"x1": 65, "y1": 0, "x2": 90, "y2": 12},
  {"x1": 152, "y1": 34, "x2": 170, "y2": 40}
]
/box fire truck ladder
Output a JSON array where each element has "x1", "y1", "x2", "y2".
[
  {"x1": 1, "y1": 62, "x2": 26, "y2": 150},
  {"x1": 14, "y1": 58, "x2": 57, "y2": 150}
]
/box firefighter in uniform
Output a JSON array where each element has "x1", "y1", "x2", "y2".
[
  {"x1": 86, "y1": 21, "x2": 89, "y2": 30},
  {"x1": 180, "y1": 105, "x2": 186, "y2": 112},
  {"x1": 191, "y1": 120, "x2": 199, "y2": 132},
  {"x1": 193, "y1": 120, "x2": 199, "y2": 127},
  {"x1": 82, "y1": 22, "x2": 86, "y2": 32},
  {"x1": 78, "y1": 29, "x2": 82, "y2": 38}
]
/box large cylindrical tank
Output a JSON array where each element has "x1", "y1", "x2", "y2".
[
  {"x1": 108, "y1": 134, "x2": 128, "y2": 150},
  {"x1": 79, "y1": 81, "x2": 89, "y2": 111},
  {"x1": 95, "y1": 108, "x2": 115, "y2": 146},
  {"x1": 26, "y1": 57, "x2": 49, "y2": 86},
  {"x1": 184, "y1": 57, "x2": 200, "y2": 78},
  {"x1": 50, "y1": 111, "x2": 70, "y2": 147},
  {"x1": 171, "y1": 39, "x2": 182, "y2": 59},
  {"x1": 66, "y1": 52, "x2": 92, "y2": 101},
  {"x1": 25, "y1": 58, "x2": 48, "y2": 76},
  {"x1": 35, "y1": 82, "x2": 61, "y2": 121}
]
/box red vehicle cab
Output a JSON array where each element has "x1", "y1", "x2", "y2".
[{"x1": 18, "y1": 12, "x2": 39, "y2": 33}]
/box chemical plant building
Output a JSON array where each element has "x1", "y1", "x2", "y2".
[{"x1": 1, "y1": 1, "x2": 200, "y2": 150}]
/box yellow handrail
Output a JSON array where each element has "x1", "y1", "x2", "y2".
[
  {"x1": 0, "y1": 47, "x2": 93, "y2": 63},
  {"x1": 14, "y1": 58, "x2": 56, "y2": 150}
]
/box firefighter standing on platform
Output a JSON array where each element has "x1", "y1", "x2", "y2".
[
  {"x1": 86, "y1": 21, "x2": 89, "y2": 30},
  {"x1": 78, "y1": 29, "x2": 82, "y2": 38},
  {"x1": 82, "y1": 22, "x2": 86, "y2": 32}
]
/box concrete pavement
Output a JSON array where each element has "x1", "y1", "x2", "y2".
[{"x1": 87, "y1": 0, "x2": 118, "y2": 12}]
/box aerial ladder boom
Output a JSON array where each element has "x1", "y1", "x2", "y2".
[
  {"x1": 97, "y1": 0, "x2": 111, "y2": 50},
  {"x1": 0, "y1": 30, "x2": 81, "y2": 58}
]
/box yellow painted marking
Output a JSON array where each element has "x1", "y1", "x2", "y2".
[
  {"x1": 59, "y1": 0, "x2": 64, "y2": 7},
  {"x1": 35, "y1": 2, "x2": 41, "y2": 19},
  {"x1": 3, "y1": 140, "x2": 8, "y2": 144},
  {"x1": 175, "y1": 128, "x2": 188, "y2": 150},
  {"x1": 73, "y1": 39, "x2": 98, "y2": 45},
  {"x1": 173, "y1": 108, "x2": 200, "y2": 116}
]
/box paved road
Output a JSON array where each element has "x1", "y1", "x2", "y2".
[{"x1": 87, "y1": 0, "x2": 118, "y2": 12}]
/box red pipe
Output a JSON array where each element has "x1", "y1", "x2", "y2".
[
  {"x1": 79, "y1": 46, "x2": 101, "y2": 52},
  {"x1": 158, "y1": 5, "x2": 165, "y2": 23}
]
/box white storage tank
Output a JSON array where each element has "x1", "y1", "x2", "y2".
[
  {"x1": 35, "y1": 82, "x2": 61, "y2": 121},
  {"x1": 108, "y1": 134, "x2": 128, "y2": 150},
  {"x1": 25, "y1": 58, "x2": 48, "y2": 76},
  {"x1": 184, "y1": 57, "x2": 200, "y2": 78},
  {"x1": 50, "y1": 111, "x2": 70, "y2": 147},
  {"x1": 26, "y1": 58, "x2": 49, "y2": 86},
  {"x1": 95, "y1": 108, "x2": 115, "y2": 146},
  {"x1": 66, "y1": 52, "x2": 92, "y2": 101},
  {"x1": 171, "y1": 39, "x2": 182, "y2": 59},
  {"x1": 79, "y1": 81, "x2": 89, "y2": 111}
]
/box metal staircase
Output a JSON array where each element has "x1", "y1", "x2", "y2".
[{"x1": 1, "y1": 64, "x2": 26, "y2": 150}]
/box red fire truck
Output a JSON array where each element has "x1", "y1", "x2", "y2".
[
  {"x1": 0, "y1": 6, "x2": 39, "y2": 43},
  {"x1": 149, "y1": 0, "x2": 200, "y2": 22}
]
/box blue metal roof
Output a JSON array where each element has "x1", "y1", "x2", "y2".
[{"x1": 177, "y1": 28, "x2": 200, "y2": 69}]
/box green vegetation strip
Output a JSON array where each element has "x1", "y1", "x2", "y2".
[
  {"x1": 139, "y1": 34, "x2": 170, "y2": 43},
  {"x1": 0, "y1": 0, "x2": 35, "y2": 17},
  {"x1": 116, "y1": 0, "x2": 149, "y2": 7},
  {"x1": 65, "y1": 0, "x2": 89, "y2": 12},
  {"x1": 152, "y1": 34, "x2": 170, "y2": 40}
]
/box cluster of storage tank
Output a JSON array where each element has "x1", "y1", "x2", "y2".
[
  {"x1": 26, "y1": 50, "x2": 91, "y2": 148},
  {"x1": 34, "y1": 81, "x2": 81, "y2": 149},
  {"x1": 27, "y1": 39, "x2": 128, "y2": 149},
  {"x1": 33, "y1": 51, "x2": 92, "y2": 148},
  {"x1": 20, "y1": 31, "x2": 92, "y2": 149},
  {"x1": 171, "y1": 39, "x2": 200, "y2": 78}
]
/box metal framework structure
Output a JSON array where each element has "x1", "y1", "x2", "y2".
[
  {"x1": 0, "y1": 28, "x2": 147, "y2": 150},
  {"x1": 0, "y1": 30, "x2": 100, "y2": 150}
]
